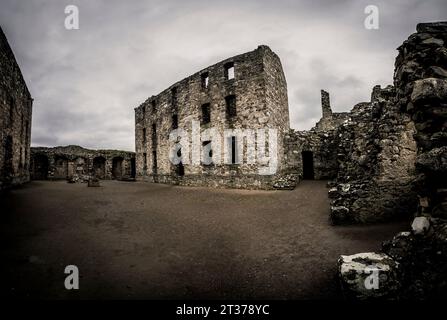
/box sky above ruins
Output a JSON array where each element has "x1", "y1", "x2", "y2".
[{"x1": 1, "y1": 0, "x2": 446, "y2": 151}]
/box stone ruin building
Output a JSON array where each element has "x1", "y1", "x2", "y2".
[
  {"x1": 134, "y1": 45, "x2": 291, "y2": 189},
  {"x1": 133, "y1": 22, "x2": 447, "y2": 298},
  {"x1": 30, "y1": 145, "x2": 136, "y2": 182},
  {"x1": 1, "y1": 15, "x2": 446, "y2": 299},
  {"x1": 133, "y1": 43, "x2": 420, "y2": 224},
  {"x1": 0, "y1": 26, "x2": 33, "y2": 191}
]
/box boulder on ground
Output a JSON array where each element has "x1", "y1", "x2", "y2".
[
  {"x1": 338, "y1": 252, "x2": 400, "y2": 300},
  {"x1": 411, "y1": 216, "x2": 431, "y2": 235}
]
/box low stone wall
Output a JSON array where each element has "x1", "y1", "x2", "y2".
[
  {"x1": 31, "y1": 145, "x2": 136, "y2": 181},
  {"x1": 139, "y1": 171, "x2": 299, "y2": 190},
  {"x1": 329, "y1": 180, "x2": 417, "y2": 224}
]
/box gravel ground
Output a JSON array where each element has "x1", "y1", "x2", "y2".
[{"x1": 0, "y1": 180, "x2": 408, "y2": 299}]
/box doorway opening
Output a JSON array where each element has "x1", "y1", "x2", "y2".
[
  {"x1": 112, "y1": 157, "x2": 124, "y2": 180},
  {"x1": 130, "y1": 158, "x2": 136, "y2": 178},
  {"x1": 32, "y1": 154, "x2": 49, "y2": 180},
  {"x1": 93, "y1": 156, "x2": 106, "y2": 179},
  {"x1": 302, "y1": 151, "x2": 314, "y2": 180}
]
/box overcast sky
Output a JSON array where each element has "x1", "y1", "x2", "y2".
[{"x1": 1, "y1": 0, "x2": 446, "y2": 151}]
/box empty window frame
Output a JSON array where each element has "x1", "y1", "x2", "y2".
[
  {"x1": 142, "y1": 127, "x2": 147, "y2": 144},
  {"x1": 152, "y1": 123, "x2": 157, "y2": 146},
  {"x1": 143, "y1": 153, "x2": 147, "y2": 170},
  {"x1": 225, "y1": 95, "x2": 237, "y2": 118},
  {"x1": 231, "y1": 136, "x2": 237, "y2": 164},
  {"x1": 171, "y1": 87, "x2": 177, "y2": 106},
  {"x1": 201, "y1": 72, "x2": 209, "y2": 89},
  {"x1": 224, "y1": 62, "x2": 234, "y2": 80},
  {"x1": 202, "y1": 140, "x2": 213, "y2": 165},
  {"x1": 201, "y1": 103, "x2": 211, "y2": 124},
  {"x1": 172, "y1": 114, "x2": 178, "y2": 129}
]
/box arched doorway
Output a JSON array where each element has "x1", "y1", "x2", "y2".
[
  {"x1": 74, "y1": 157, "x2": 87, "y2": 176},
  {"x1": 302, "y1": 151, "x2": 314, "y2": 180},
  {"x1": 54, "y1": 155, "x2": 69, "y2": 179},
  {"x1": 112, "y1": 157, "x2": 124, "y2": 180},
  {"x1": 32, "y1": 154, "x2": 49, "y2": 180},
  {"x1": 93, "y1": 156, "x2": 106, "y2": 179}
]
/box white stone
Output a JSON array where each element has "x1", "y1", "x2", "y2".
[
  {"x1": 338, "y1": 252, "x2": 399, "y2": 299},
  {"x1": 411, "y1": 216, "x2": 430, "y2": 235}
]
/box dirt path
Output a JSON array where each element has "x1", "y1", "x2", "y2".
[{"x1": 0, "y1": 180, "x2": 408, "y2": 299}]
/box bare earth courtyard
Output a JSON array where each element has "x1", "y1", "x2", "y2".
[{"x1": 0, "y1": 180, "x2": 407, "y2": 299}]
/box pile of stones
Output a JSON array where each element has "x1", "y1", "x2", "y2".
[{"x1": 272, "y1": 173, "x2": 299, "y2": 190}]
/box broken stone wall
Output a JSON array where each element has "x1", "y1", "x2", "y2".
[
  {"x1": 0, "y1": 27, "x2": 32, "y2": 190},
  {"x1": 30, "y1": 145, "x2": 135, "y2": 181},
  {"x1": 329, "y1": 85, "x2": 418, "y2": 224},
  {"x1": 284, "y1": 128, "x2": 339, "y2": 180},
  {"x1": 135, "y1": 45, "x2": 291, "y2": 190},
  {"x1": 283, "y1": 90, "x2": 348, "y2": 183},
  {"x1": 338, "y1": 22, "x2": 447, "y2": 300}
]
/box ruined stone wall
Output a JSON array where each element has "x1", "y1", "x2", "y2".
[
  {"x1": 283, "y1": 82, "x2": 417, "y2": 223},
  {"x1": 30, "y1": 145, "x2": 135, "y2": 181},
  {"x1": 0, "y1": 27, "x2": 32, "y2": 190},
  {"x1": 284, "y1": 128, "x2": 339, "y2": 180},
  {"x1": 381, "y1": 22, "x2": 447, "y2": 298},
  {"x1": 338, "y1": 22, "x2": 447, "y2": 300},
  {"x1": 135, "y1": 45, "x2": 290, "y2": 189},
  {"x1": 263, "y1": 46, "x2": 290, "y2": 174},
  {"x1": 314, "y1": 90, "x2": 350, "y2": 132},
  {"x1": 283, "y1": 90, "x2": 348, "y2": 182},
  {"x1": 328, "y1": 85, "x2": 418, "y2": 224}
]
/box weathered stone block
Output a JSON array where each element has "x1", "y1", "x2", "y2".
[
  {"x1": 338, "y1": 252, "x2": 400, "y2": 300},
  {"x1": 411, "y1": 216, "x2": 431, "y2": 235},
  {"x1": 411, "y1": 78, "x2": 447, "y2": 105}
]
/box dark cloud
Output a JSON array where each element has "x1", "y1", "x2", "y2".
[{"x1": 0, "y1": 0, "x2": 446, "y2": 150}]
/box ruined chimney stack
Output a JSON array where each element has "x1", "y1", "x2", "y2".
[{"x1": 321, "y1": 90, "x2": 332, "y2": 118}]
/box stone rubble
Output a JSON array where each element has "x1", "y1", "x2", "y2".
[{"x1": 338, "y1": 21, "x2": 447, "y2": 300}]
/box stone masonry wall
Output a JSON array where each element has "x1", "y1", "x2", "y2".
[
  {"x1": 0, "y1": 27, "x2": 32, "y2": 190},
  {"x1": 30, "y1": 145, "x2": 135, "y2": 181},
  {"x1": 338, "y1": 22, "x2": 447, "y2": 300},
  {"x1": 135, "y1": 45, "x2": 290, "y2": 190},
  {"x1": 329, "y1": 85, "x2": 418, "y2": 224},
  {"x1": 283, "y1": 90, "x2": 348, "y2": 182}
]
